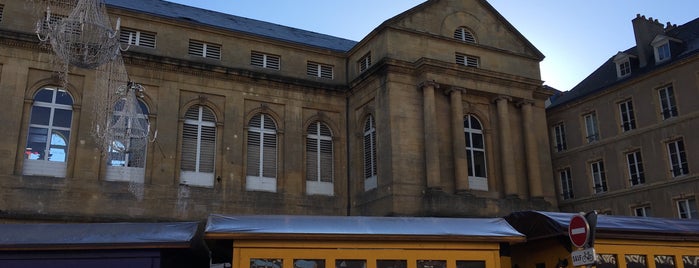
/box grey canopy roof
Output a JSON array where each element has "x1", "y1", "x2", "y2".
[
  {"x1": 505, "y1": 210, "x2": 699, "y2": 242},
  {"x1": 105, "y1": 0, "x2": 358, "y2": 52},
  {"x1": 205, "y1": 214, "x2": 524, "y2": 242},
  {"x1": 0, "y1": 222, "x2": 199, "y2": 250}
]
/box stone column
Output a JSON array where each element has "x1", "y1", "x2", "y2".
[
  {"x1": 446, "y1": 87, "x2": 469, "y2": 192},
  {"x1": 420, "y1": 81, "x2": 441, "y2": 190},
  {"x1": 495, "y1": 95, "x2": 517, "y2": 197},
  {"x1": 520, "y1": 100, "x2": 544, "y2": 198}
]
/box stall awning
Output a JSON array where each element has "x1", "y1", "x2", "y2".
[
  {"x1": 0, "y1": 222, "x2": 200, "y2": 250},
  {"x1": 205, "y1": 214, "x2": 525, "y2": 242}
]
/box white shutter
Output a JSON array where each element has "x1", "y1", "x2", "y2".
[
  {"x1": 454, "y1": 27, "x2": 476, "y2": 43},
  {"x1": 252, "y1": 52, "x2": 280, "y2": 70},
  {"x1": 138, "y1": 31, "x2": 156, "y2": 48},
  {"x1": 188, "y1": 40, "x2": 204, "y2": 57},
  {"x1": 456, "y1": 53, "x2": 479, "y2": 67},
  {"x1": 205, "y1": 43, "x2": 221, "y2": 59},
  {"x1": 246, "y1": 113, "x2": 277, "y2": 192},
  {"x1": 180, "y1": 105, "x2": 216, "y2": 187},
  {"x1": 251, "y1": 52, "x2": 265, "y2": 67}
]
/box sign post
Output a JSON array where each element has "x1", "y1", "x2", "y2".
[{"x1": 569, "y1": 213, "x2": 597, "y2": 266}]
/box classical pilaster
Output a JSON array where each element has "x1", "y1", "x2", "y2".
[
  {"x1": 446, "y1": 87, "x2": 469, "y2": 192},
  {"x1": 495, "y1": 95, "x2": 517, "y2": 197},
  {"x1": 519, "y1": 100, "x2": 544, "y2": 198},
  {"x1": 420, "y1": 81, "x2": 441, "y2": 190}
]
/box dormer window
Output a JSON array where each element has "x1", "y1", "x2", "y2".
[
  {"x1": 651, "y1": 35, "x2": 680, "y2": 63},
  {"x1": 613, "y1": 52, "x2": 634, "y2": 78},
  {"x1": 453, "y1": 27, "x2": 476, "y2": 43}
]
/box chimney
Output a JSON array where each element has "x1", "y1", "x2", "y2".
[{"x1": 632, "y1": 14, "x2": 665, "y2": 67}]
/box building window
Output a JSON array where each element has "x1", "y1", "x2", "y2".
[
  {"x1": 619, "y1": 99, "x2": 636, "y2": 132},
  {"x1": 559, "y1": 168, "x2": 573, "y2": 200},
  {"x1": 465, "y1": 115, "x2": 488, "y2": 191},
  {"x1": 119, "y1": 27, "x2": 156, "y2": 48},
  {"x1": 105, "y1": 99, "x2": 150, "y2": 183},
  {"x1": 584, "y1": 112, "x2": 599, "y2": 143},
  {"x1": 552, "y1": 123, "x2": 567, "y2": 152},
  {"x1": 633, "y1": 205, "x2": 651, "y2": 217},
  {"x1": 246, "y1": 113, "x2": 278, "y2": 192},
  {"x1": 188, "y1": 40, "x2": 221, "y2": 60},
  {"x1": 251, "y1": 51, "x2": 281, "y2": 70},
  {"x1": 453, "y1": 27, "x2": 476, "y2": 43},
  {"x1": 307, "y1": 62, "x2": 333, "y2": 79},
  {"x1": 180, "y1": 105, "x2": 216, "y2": 187},
  {"x1": 0, "y1": 5, "x2": 4, "y2": 22},
  {"x1": 591, "y1": 160, "x2": 607, "y2": 194},
  {"x1": 655, "y1": 42, "x2": 671, "y2": 62},
  {"x1": 455, "y1": 52, "x2": 479, "y2": 68},
  {"x1": 23, "y1": 87, "x2": 73, "y2": 177},
  {"x1": 306, "y1": 121, "x2": 334, "y2": 196},
  {"x1": 617, "y1": 60, "x2": 631, "y2": 77},
  {"x1": 667, "y1": 139, "x2": 689, "y2": 177},
  {"x1": 658, "y1": 85, "x2": 678, "y2": 119},
  {"x1": 358, "y1": 52, "x2": 372, "y2": 73},
  {"x1": 363, "y1": 115, "x2": 377, "y2": 191},
  {"x1": 626, "y1": 150, "x2": 645, "y2": 186},
  {"x1": 677, "y1": 198, "x2": 697, "y2": 219}
]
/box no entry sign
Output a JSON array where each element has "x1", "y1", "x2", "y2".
[{"x1": 569, "y1": 214, "x2": 590, "y2": 248}]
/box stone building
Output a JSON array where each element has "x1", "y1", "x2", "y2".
[
  {"x1": 0, "y1": 0, "x2": 557, "y2": 222},
  {"x1": 547, "y1": 15, "x2": 699, "y2": 218}
]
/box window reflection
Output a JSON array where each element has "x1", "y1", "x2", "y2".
[
  {"x1": 378, "y1": 260, "x2": 406, "y2": 268},
  {"x1": 336, "y1": 260, "x2": 366, "y2": 268},
  {"x1": 418, "y1": 260, "x2": 446, "y2": 268},
  {"x1": 295, "y1": 259, "x2": 325, "y2": 268}
]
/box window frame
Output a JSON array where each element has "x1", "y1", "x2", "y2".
[
  {"x1": 465, "y1": 115, "x2": 488, "y2": 191},
  {"x1": 453, "y1": 27, "x2": 476, "y2": 43},
  {"x1": 618, "y1": 99, "x2": 636, "y2": 132},
  {"x1": 552, "y1": 123, "x2": 567, "y2": 152},
  {"x1": 626, "y1": 150, "x2": 645, "y2": 186},
  {"x1": 658, "y1": 85, "x2": 678, "y2": 120},
  {"x1": 179, "y1": 105, "x2": 217, "y2": 187},
  {"x1": 358, "y1": 53, "x2": 372, "y2": 73},
  {"x1": 246, "y1": 113, "x2": 278, "y2": 192},
  {"x1": 188, "y1": 40, "x2": 221, "y2": 60},
  {"x1": 119, "y1": 27, "x2": 156, "y2": 48},
  {"x1": 677, "y1": 198, "x2": 697, "y2": 219},
  {"x1": 654, "y1": 41, "x2": 671, "y2": 63},
  {"x1": 455, "y1": 52, "x2": 479, "y2": 68},
  {"x1": 583, "y1": 112, "x2": 599, "y2": 143},
  {"x1": 306, "y1": 61, "x2": 334, "y2": 79},
  {"x1": 666, "y1": 139, "x2": 689, "y2": 177},
  {"x1": 617, "y1": 60, "x2": 631, "y2": 77},
  {"x1": 251, "y1": 51, "x2": 281, "y2": 70},
  {"x1": 363, "y1": 115, "x2": 377, "y2": 191},
  {"x1": 590, "y1": 160, "x2": 607, "y2": 194},
  {"x1": 559, "y1": 168, "x2": 573, "y2": 200},
  {"x1": 633, "y1": 205, "x2": 651, "y2": 217},
  {"x1": 306, "y1": 121, "x2": 334, "y2": 196},
  {"x1": 105, "y1": 99, "x2": 150, "y2": 183}
]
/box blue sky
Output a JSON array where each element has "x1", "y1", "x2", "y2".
[{"x1": 166, "y1": 0, "x2": 698, "y2": 91}]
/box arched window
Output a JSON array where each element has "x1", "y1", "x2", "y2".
[
  {"x1": 306, "y1": 121, "x2": 333, "y2": 196},
  {"x1": 246, "y1": 113, "x2": 277, "y2": 192},
  {"x1": 454, "y1": 27, "x2": 476, "y2": 43},
  {"x1": 105, "y1": 99, "x2": 149, "y2": 183},
  {"x1": 23, "y1": 87, "x2": 73, "y2": 177},
  {"x1": 363, "y1": 115, "x2": 377, "y2": 191},
  {"x1": 180, "y1": 105, "x2": 216, "y2": 187},
  {"x1": 464, "y1": 115, "x2": 487, "y2": 190}
]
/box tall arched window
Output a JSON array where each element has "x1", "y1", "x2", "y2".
[
  {"x1": 105, "y1": 99, "x2": 149, "y2": 183},
  {"x1": 465, "y1": 114, "x2": 488, "y2": 190},
  {"x1": 306, "y1": 121, "x2": 333, "y2": 196},
  {"x1": 23, "y1": 87, "x2": 73, "y2": 177},
  {"x1": 454, "y1": 27, "x2": 476, "y2": 43},
  {"x1": 246, "y1": 113, "x2": 277, "y2": 192},
  {"x1": 363, "y1": 115, "x2": 377, "y2": 191},
  {"x1": 180, "y1": 105, "x2": 216, "y2": 187}
]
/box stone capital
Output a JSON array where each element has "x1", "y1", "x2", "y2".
[
  {"x1": 445, "y1": 86, "x2": 466, "y2": 96},
  {"x1": 418, "y1": 80, "x2": 440, "y2": 90},
  {"x1": 492, "y1": 95, "x2": 512, "y2": 103},
  {"x1": 516, "y1": 99, "x2": 535, "y2": 108}
]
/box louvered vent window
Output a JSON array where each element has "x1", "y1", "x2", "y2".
[
  {"x1": 456, "y1": 53, "x2": 479, "y2": 67},
  {"x1": 453, "y1": 27, "x2": 476, "y2": 43},
  {"x1": 363, "y1": 115, "x2": 377, "y2": 191},
  {"x1": 246, "y1": 113, "x2": 278, "y2": 192},
  {"x1": 180, "y1": 105, "x2": 216, "y2": 187},
  {"x1": 251, "y1": 51, "x2": 281, "y2": 70},
  {"x1": 307, "y1": 62, "x2": 333, "y2": 79},
  {"x1": 41, "y1": 13, "x2": 67, "y2": 31},
  {"x1": 119, "y1": 28, "x2": 156, "y2": 48},
  {"x1": 188, "y1": 40, "x2": 221, "y2": 60},
  {"x1": 0, "y1": 5, "x2": 4, "y2": 22},
  {"x1": 358, "y1": 53, "x2": 371, "y2": 73}
]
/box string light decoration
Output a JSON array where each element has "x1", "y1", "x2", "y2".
[{"x1": 35, "y1": 0, "x2": 123, "y2": 70}]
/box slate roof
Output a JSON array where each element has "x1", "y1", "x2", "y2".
[
  {"x1": 105, "y1": 0, "x2": 358, "y2": 52},
  {"x1": 548, "y1": 17, "x2": 699, "y2": 109},
  {"x1": 505, "y1": 211, "x2": 699, "y2": 242},
  {"x1": 205, "y1": 214, "x2": 525, "y2": 242}
]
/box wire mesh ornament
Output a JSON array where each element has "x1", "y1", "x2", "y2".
[{"x1": 36, "y1": 0, "x2": 123, "y2": 70}]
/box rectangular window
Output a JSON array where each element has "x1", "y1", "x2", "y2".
[
  {"x1": 0, "y1": 5, "x2": 4, "y2": 22},
  {"x1": 337, "y1": 260, "x2": 366, "y2": 268},
  {"x1": 119, "y1": 28, "x2": 156, "y2": 48},
  {"x1": 654, "y1": 255, "x2": 676, "y2": 268},
  {"x1": 457, "y1": 261, "x2": 485, "y2": 268},
  {"x1": 626, "y1": 150, "x2": 645, "y2": 186},
  {"x1": 619, "y1": 99, "x2": 636, "y2": 131},
  {"x1": 597, "y1": 254, "x2": 618, "y2": 268},
  {"x1": 378, "y1": 260, "x2": 407, "y2": 268},
  {"x1": 656, "y1": 43, "x2": 671, "y2": 62},
  {"x1": 418, "y1": 260, "x2": 446, "y2": 268},
  {"x1": 677, "y1": 198, "x2": 697, "y2": 219},
  {"x1": 559, "y1": 168, "x2": 573, "y2": 200},
  {"x1": 251, "y1": 259, "x2": 282, "y2": 268},
  {"x1": 584, "y1": 112, "x2": 599, "y2": 143},
  {"x1": 296, "y1": 260, "x2": 326, "y2": 268},
  {"x1": 658, "y1": 85, "x2": 678, "y2": 119},
  {"x1": 591, "y1": 160, "x2": 607, "y2": 194},
  {"x1": 188, "y1": 40, "x2": 221, "y2": 60},
  {"x1": 684, "y1": 256, "x2": 699, "y2": 268},
  {"x1": 251, "y1": 51, "x2": 281, "y2": 70},
  {"x1": 552, "y1": 123, "x2": 567, "y2": 152},
  {"x1": 633, "y1": 206, "x2": 651, "y2": 217},
  {"x1": 626, "y1": 255, "x2": 648, "y2": 268},
  {"x1": 358, "y1": 53, "x2": 371, "y2": 72},
  {"x1": 667, "y1": 139, "x2": 688, "y2": 177},
  {"x1": 618, "y1": 60, "x2": 631, "y2": 77},
  {"x1": 307, "y1": 62, "x2": 334, "y2": 79},
  {"x1": 456, "y1": 52, "x2": 479, "y2": 67}
]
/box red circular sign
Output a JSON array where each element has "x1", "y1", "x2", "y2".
[{"x1": 568, "y1": 214, "x2": 590, "y2": 248}]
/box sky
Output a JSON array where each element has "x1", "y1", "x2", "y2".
[{"x1": 165, "y1": 0, "x2": 698, "y2": 91}]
